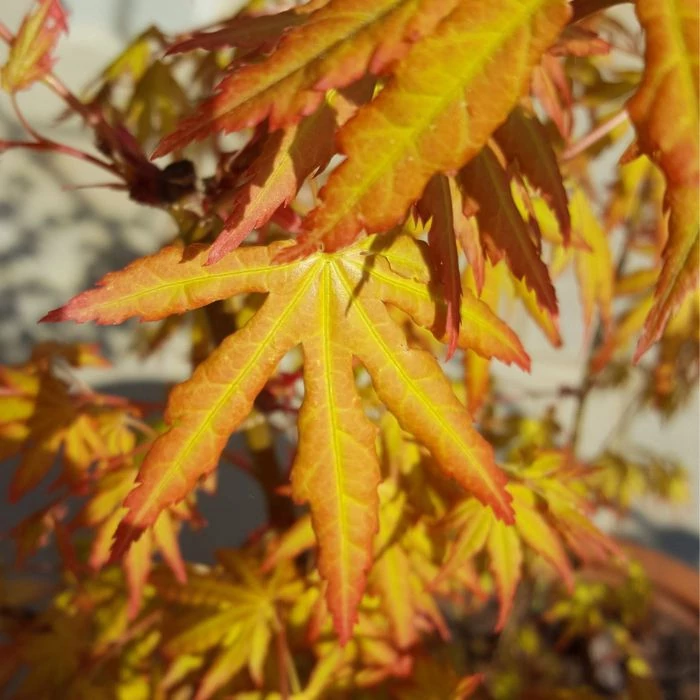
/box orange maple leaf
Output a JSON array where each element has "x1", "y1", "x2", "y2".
[
  {"x1": 45, "y1": 233, "x2": 529, "y2": 642},
  {"x1": 0, "y1": 0, "x2": 67, "y2": 93},
  {"x1": 153, "y1": 0, "x2": 462, "y2": 156},
  {"x1": 291, "y1": 0, "x2": 571, "y2": 255},
  {"x1": 627, "y1": 0, "x2": 699, "y2": 360}
]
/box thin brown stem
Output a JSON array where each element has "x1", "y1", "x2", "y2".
[
  {"x1": 568, "y1": 225, "x2": 637, "y2": 450},
  {"x1": 0, "y1": 21, "x2": 119, "y2": 155},
  {"x1": 42, "y1": 74, "x2": 124, "y2": 157},
  {"x1": 562, "y1": 110, "x2": 630, "y2": 162},
  {"x1": 245, "y1": 418, "x2": 296, "y2": 530},
  {"x1": 123, "y1": 415, "x2": 158, "y2": 440},
  {"x1": 9, "y1": 89, "x2": 121, "y2": 176},
  {"x1": 568, "y1": 377, "x2": 593, "y2": 451},
  {"x1": 101, "y1": 442, "x2": 152, "y2": 472},
  {"x1": 10, "y1": 94, "x2": 44, "y2": 143},
  {"x1": 1, "y1": 138, "x2": 120, "y2": 176},
  {"x1": 222, "y1": 448, "x2": 254, "y2": 473},
  {"x1": 42, "y1": 73, "x2": 92, "y2": 117}
]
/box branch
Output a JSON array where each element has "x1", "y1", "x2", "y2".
[
  {"x1": 562, "y1": 110, "x2": 630, "y2": 162},
  {"x1": 568, "y1": 224, "x2": 637, "y2": 450}
]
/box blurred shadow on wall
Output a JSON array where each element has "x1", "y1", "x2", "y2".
[{"x1": 0, "y1": 112, "x2": 172, "y2": 364}]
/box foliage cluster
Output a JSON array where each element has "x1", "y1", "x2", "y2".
[{"x1": 0, "y1": 0, "x2": 697, "y2": 698}]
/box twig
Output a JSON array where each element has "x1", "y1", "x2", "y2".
[
  {"x1": 562, "y1": 110, "x2": 630, "y2": 161},
  {"x1": 123, "y1": 414, "x2": 158, "y2": 440},
  {"x1": 600, "y1": 381, "x2": 648, "y2": 452},
  {"x1": 568, "y1": 225, "x2": 637, "y2": 449},
  {"x1": 8, "y1": 92, "x2": 121, "y2": 176},
  {"x1": 222, "y1": 448, "x2": 253, "y2": 473},
  {"x1": 42, "y1": 73, "x2": 124, "y2": 157},
  {"x1": 1, "y1": 137, "x2": 120, "y2": 176},
  {"x1": 10, "y1": 93, "x2": 45, "y2": 143}
]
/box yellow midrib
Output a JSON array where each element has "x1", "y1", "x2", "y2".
[
  {"x1": 92, "y1": 259, "x2": 302, "y2": 316},
  {"x1": 345, "y1": 257, "x2": 516, "y2": 353},
  {"x1": 320, "y1": 262, "x2": 352, "y2": 625}
]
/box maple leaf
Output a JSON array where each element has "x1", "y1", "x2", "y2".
[
  {"x1": 459, "y1": 147, "x2": 558, "y2": 316},
  {"x1": 296, "y1": 593, "x2": 420, "y2": 694},
  {"x1": 0, "y1": 569, "x2": 163, "y2": 699},
  {"x1": 124, "y1": 60, "x2": 190, "y2": 145},
  {"x1": 627, "y1": 0, "x2": 699, "y2": 360},
  {"x1": 373, "y1": 524, "x2": 450, "y2": 644},
  {"x1": 495, "y1": 105, "x2": 571, "y2": 243},
  {"x1": 465, "y1": 250, "x2": 562, "y2": 352},
  {"x1": 531, "y1": 53, "x2": 572, "y2": 141},
  {"x1": 416, "y1": 174, "x2": 463, "y2": 358},
  {"x1": 45, "y1": 233, "x2": 529, "y2": 642},
  {"x1": 436, "y1": 451, "x2": 617, "y2": 630},
  {"x1": 97, "y1": 27, "x2": 163, "y2": 85},
  {"x1": 266, "y1": 441, "x2": 456, "y2": 651},
  {"x1": 77, "y1": 463, "x2": 189, "y2": 618},
  {"x1": 367, "y1": 482, "x2": 450, "y2": 649},
  {"x1": 153, "y1": 0, "x2": 465, "y2": 156},
  {"x1": 455, "y1": 208, "x2": 486, "y2": 293},
  {"x1": 166, "y1": 9, "x2": 306, "y2": 56},
  {"x1": 207, "y1": 101, "x2": 337, "y2": 264},
  {"x1": 605, "y1": 154, "x2": 666, "y2": 236},
  {"x1": 0, "y1": 345, "x2": 132, "y2": 501},
  {"x1": 463, "y1": 265, "x2": 499, "y2": 415},
  {"x1": 152, "y1": 551, "x2": 302, "y2": 700},
  {"x1": 648, "y1": 290, "x2": 699, "y2": 414},
  {"x1": 0, "y1": 0, "x2": 67, "y2": 93},
  {"x1": 291, "y1": 0, "x2": 571, "y2": 254},
  {"x1": 570, "y1": 190, "x2": 613, "y2": 338},
  {"x1": 546, "y1": 188, "x2": 613, "y2": 339},
  {"x1": 589, "y1": 451, "x2": 689, "y2": 511},
  {"x1": 0, "y1": 344, "x2": 189, "y2": 617}
]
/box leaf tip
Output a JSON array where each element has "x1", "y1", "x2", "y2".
[
  {"x1": 518, "y1": 348, "x2": 532, "y2": 373},
  {"x1": 126, "y1": 584, "x2": 144, "y2": 621},
  {"x1": 39, "y1": 306, "x2": 67, "y2": 323},
  {"x1": 150, "y1": 138, "x2": 173, "y2": 161},
  {"x1": 109, "y1": 519, "x2": 145, "y2": 564},
  {"x1": 334, "y1": 612, "x2": 358, "y2": 648},
  {"x1": 487, "y1": 486, "x2": 516, "y2": 527},
  {"x1": 205, "y1": 247, "x2": 226, "y2": 266},
  {"x1": 632, "y1": 330, "x2": 655, "y2": 365},
  {"x1": 169, "y1": 551, "x2": 188, "y2": 584},
  {"x1": 496, "y1": 503, "x2": 516, "y2": 527}
]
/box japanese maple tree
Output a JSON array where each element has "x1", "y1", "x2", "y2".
[{"x1": 0, "y1": 0, "x2": 697, "y2": 698}]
